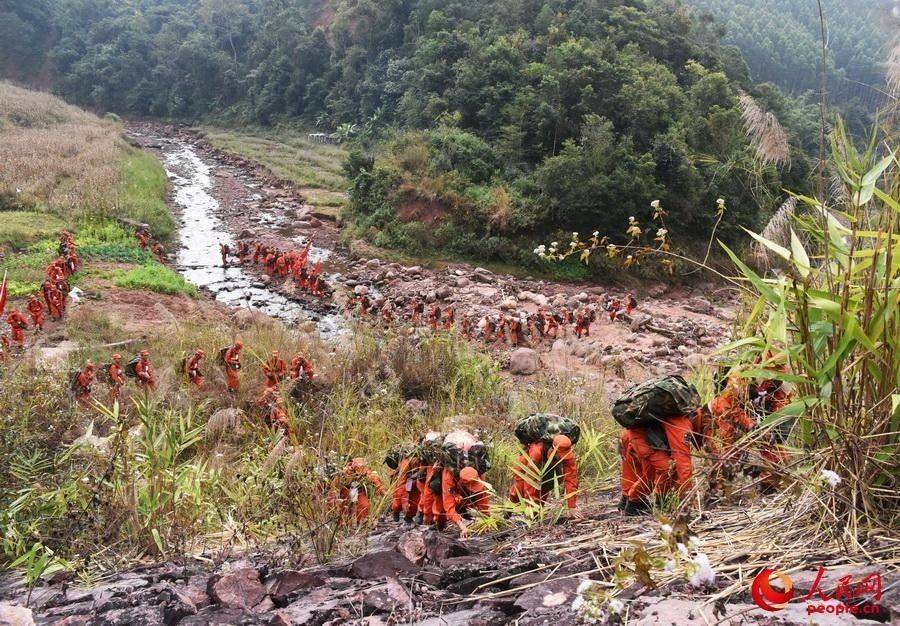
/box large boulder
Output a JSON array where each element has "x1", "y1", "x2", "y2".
[
  {"x1": 208, "y1": 567, "x2": 266, "y2": 610},
  {"x1": 509, "y1": 348, "x2": 539, "y2": 375}
]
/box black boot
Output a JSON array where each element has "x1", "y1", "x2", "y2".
[
  {"x1": 392, "y1": 511, "x2": 401, "y2": 522},
  {"x1": 622, "y1": 499, "x2": 648, "y2": 516}
]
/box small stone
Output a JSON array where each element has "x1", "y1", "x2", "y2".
[{"x1": 396, "y1": 530, "x2": 427, "y2": 565}]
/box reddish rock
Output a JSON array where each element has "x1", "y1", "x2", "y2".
[
  {"x1": 396, "y1": 530, "x2": 427, "y2": 565},
  {"x1": 208, "y1": 567, "x2": 266, "y2": 610},
  {"x1": 349, "y1": 551, "x2": 418, "y2": 579},
  {"x1": 266, "y1": 570, "x2": 325, "y2": 605}
]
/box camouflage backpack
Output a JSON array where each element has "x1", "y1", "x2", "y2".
[
  {"x1": 612, "y1": 375, "x2": 700, "y2": 429},
  {"x1": 124, "y1": 355, "x2": 141, "y2": 379},
  {"x1": 514, "y1": 413, "x2": 581, "y2": 447},
  {"x1": 441, "y1": 429, "x2": 491, "y2": 475},
  {"x1": 68, "y1": 370, "x2": 82, "y2": 392}
]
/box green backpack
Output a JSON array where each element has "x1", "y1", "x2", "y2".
[
  {"x1": 612, "y1": 375, "x2": 700, "y2": 429},
  {"x1": 514, "y1": 413, "x2": 581, "y2": 447}
]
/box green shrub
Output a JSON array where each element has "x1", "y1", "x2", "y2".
[{"x1": 116, "y1": 152, "x2": 174, "y2": 240}]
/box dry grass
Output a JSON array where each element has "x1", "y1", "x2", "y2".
[
  {"x1": 0, "y1": 82, "x2": 123, "y2": 214},
  {"x1": 197, "y1": 126, "x2": 349, "y2": 198},
  {"x1": 738, "y1": 93, "x2": 791, "y2": 168},
  {"x1": 750, "y1": 196, "x2": 796, "y2": 269},
  {"x1": 0, "y1": 82, "x2": 172, "y2": 237}
]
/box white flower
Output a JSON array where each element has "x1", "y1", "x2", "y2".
[
  {"x1": 569, "y1": 241, "x2": 577, "y2": 248},
  {"x1": 593, "y1": 231, "x2": 599, "y2": 237},
  {"x1": 577, "y1": 580, "x2": 596, "y2": 594},
  {"x1": 820, "y1": 468, "x2": 842, "y2": 487},
  {"x1": 608, "y1": 598, "x2": 625, "y2": 615},
  {"x1": 551, "y1": 241, "x2": 558, "y2": 247},
  {"x1": 688, "y1": 552, "x2": 716, "y2": 588},
  {"x1": 572, "y1": 231, "x2": 579, "y2": 237},
  {"x1": 650, "y1": 200, "x2": 660, "y2": 209},
  {"x1": 626, "y1": 254, "x2": 633, "y2": 261},
  {"x1": 716, "y1": 198, "x2": 725, "y2": 206},
  {"x1": 688, "y1": 535, "x2": 701, "y2": 549},
  {"x1": 607, "y1": 244, "x2": 616, "y2": 250},
  {"x1": 571, "y1": 596, "x2": 585, "y2": 612},
  {"x1": 628, "y1": 216, "x2": 636, "y2": 222},
  {"x1": 660, "y1": 524, "x2": 673, "y2": 535},
  {"x1": 656, "y1": 228, "x2": 667, "y2": 238},
  {"x1": 676, "y1": 542, "x2": 689, "y2": 557}
]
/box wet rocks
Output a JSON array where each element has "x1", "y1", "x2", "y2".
[
  {"x1": 509, "y1": 348, "x2": 539, "y2": 375},
  {"x1": 208, "y1": 567, "x2": 266, "y2": 610}
]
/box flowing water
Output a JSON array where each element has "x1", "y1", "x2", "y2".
[{"x1": 162, "y1": 144, "x2": 343, "y2": 335}]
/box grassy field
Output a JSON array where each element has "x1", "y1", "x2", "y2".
[
  {"x1": 0, "y1": 81, "x2": 173, "y2": 240},
  {"x1": 197, "y1": 126, "x2": 349, "y2": 212}
]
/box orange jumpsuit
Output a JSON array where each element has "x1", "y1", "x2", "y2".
[
  {"x1": 440, "y1": 468, "x2": 491, "y2": 528},
  {"x1": 134, "y1": 356, "x2": 156, "y2": 391},
  {"x1": 7, "y1": 310, "x2": 27, "y2": 345},
  {"x1": 330, "y1": 459, "x2": 386, "y2": 525},
  {"x1": 290, "y1": 354, "x2": 314, "y2": 380},
  {"x1": 263, "y1": 355, "x2": 287, "y2": 389},
  {"x1": 186, "y1": 351, "x2": 204, "y2": 388},
  {"x1": 390, "y1": 457, "x2": 421, "y2": 521},
  {"x1": 418, "y1": 464, "x2": 440, "y2": 525},
  {"x1": 619, "y1": 415, "x2": 696, "y2": 504},
  {"x1": 137, "y1": 231, "x2": 149, "y2": 249},
  {"x1": 106, "y1": 361, "x2": 125, "y2": 404},
  {"x1": 42, "y1": 282, "x2": 61, "y2": 320},
  {"x1": 508, "y1": 439, "x2": 579, "y2": 510},
  {"x1": 26, "y1": 297, "x2": 44, "y2": 331},
  {"x1": 223, "y1": 345, "x2": 242, "y2": 391},
  {"x1": 706, "y1": 390, "x2": 757, "y2": 486},
  {"x1": 74, "y1": 366, "x2": 95, "y2": 408}
]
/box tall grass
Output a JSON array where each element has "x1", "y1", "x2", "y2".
[
  {"x1": 0, "y1": 82, "x2": 173, "y2": 238},
  {"x1": 719, "y1": 120, "x2": 898, "y2": 541}
]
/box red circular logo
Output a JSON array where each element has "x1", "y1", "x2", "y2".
[{"x1": 751, "y1": 568, "x2": 794, "y2": 612}]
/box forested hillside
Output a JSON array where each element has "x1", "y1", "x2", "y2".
[
  {"x1": 0, "y1": 0, "x2": 857, "y2": 268},
  {"x1": 684, "y1": 0, "x2": 892, "y2": 99}
]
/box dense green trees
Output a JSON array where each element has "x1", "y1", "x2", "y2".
[
  {"x1": 683, "y1": 1, "x2": 892, "y2": 108},
  {"x1": 1, "y1": 0, "x2": 887, "y2": 270}
]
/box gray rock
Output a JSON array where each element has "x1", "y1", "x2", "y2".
[
  {"x1": 353, "y1": 285, "x2": 369, "y2": 296},
  {"x1": 359, "y1": 577, "x2": 413, "y2": 615},
  {"x1": 269, "y1": 588, "x2": 344, "y2": 626},
  {"x1": 509, "y1": 348, "x2": 539, "y2": 375},
  {"x1": 435, "y1": 286, "x2": 452, "y2": 300},
  {"x1": 514, "y1": 578, "x2": 582, "y2": 612},
  {"x1": 97, "y1": 606, "x2": 165, "y2": 626},
  {"x1": 424, "y1": 530, "x2": 470, "y2": 564},
  {"x1": 630, "y1": 313, "x2": 653, "y2": 331}
]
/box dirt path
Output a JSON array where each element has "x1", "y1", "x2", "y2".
[{"x1": 126, "y1": 121, "x2": 736, "y2": 395}]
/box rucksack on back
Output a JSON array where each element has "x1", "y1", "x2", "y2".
[
  {"x1": 612, "y1": 375, "x2": 700, "y2": 429},
  {"x1": 515, "y1": 413, "x2": 581, "y2": 447},
  {"x1": 124, "y1": 356, "x2": 141, "y2": 379}
]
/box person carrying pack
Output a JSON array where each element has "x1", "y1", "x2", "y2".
[
  {"x1": 71, "y1": 361, "x2": 96, "y2": 408},
  {"x1": 384, "y1": 444, "x2": 421, "y2": 525},
  {"x1": 127, "y1": 350, "x2": 156, "y2": 392},
  {"x1": 434, "y1": 429, "x2": 491, "y2": 534},
  {"x1": 614, "y1": 375, "x2": 702, "y2": 515},
  {"x1": 328, "y1": 457, "x2": 386, "y2": 526},
  {"x1": 219, "y1": 341, "x2": 243, "y2": 392},
  {"x1": 509, "y1": 414, "x2": 581, "y2": 517}
]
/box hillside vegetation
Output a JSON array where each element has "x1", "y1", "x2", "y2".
[{"x1": 1, "y1": 0, "x2": 840, "y2": 272}]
